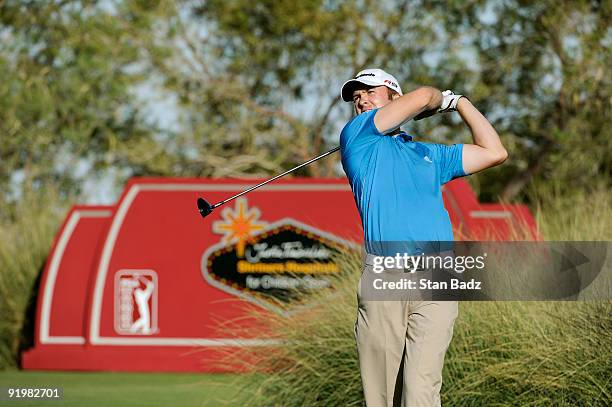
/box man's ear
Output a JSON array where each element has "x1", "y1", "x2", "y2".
[{"x1": 392, "y1": 93, "x2": 401, "y2": 100}]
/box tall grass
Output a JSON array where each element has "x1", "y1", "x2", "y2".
[
  {"x1": 532, "y1": 184, "x2": 611, "y2": 241},
  {"x1": 227, "y1": 188, "x2": 612, "y2": 406},
  {"x1": 0, "y1": 188, "x2": 68, "y2": 369},
  {"x1": 224, "y1": 252, "x2": 364, "y2": 406},
  {"x1": 444, "y1": 302, "x2": 610, "y2": 405}
]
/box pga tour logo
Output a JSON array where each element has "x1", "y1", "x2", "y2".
[{"x1": 114, "y1": 269, "x2": 158, "y2": 335}]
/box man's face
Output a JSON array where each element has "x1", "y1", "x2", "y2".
[{"x1": 352, "y1": 85, "x2": 395, "y2": 114}]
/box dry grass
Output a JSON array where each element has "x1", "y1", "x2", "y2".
[{"x1": 225, "y1": 188, "x2": 612, "y2": 406}]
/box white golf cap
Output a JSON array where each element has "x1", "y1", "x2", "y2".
[{"x1": 340, "y1": 68, "x2": 403, "y2": 102}]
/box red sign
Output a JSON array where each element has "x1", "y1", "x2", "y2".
[{"x1": 22, "y1": 177, "x2": 537, "y2": 372}]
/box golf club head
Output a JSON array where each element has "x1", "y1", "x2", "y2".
[{"x1": 197, "y1": 198, "x2": 214, "y2": 218}]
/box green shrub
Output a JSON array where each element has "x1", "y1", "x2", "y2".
[{"x1": 0, "y1": 188, "x2": 67, "y2": 369}]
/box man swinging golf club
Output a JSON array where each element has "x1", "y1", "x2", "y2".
[{"x1": 339, "y1": 68, "x2": 507, "y2": 406}]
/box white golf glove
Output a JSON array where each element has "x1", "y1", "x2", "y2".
[
  {"x1": 437, "y1": 90, "x2": 464, "y2": 113},
  {"x1": 413, "y1": 90, "x2": 466, "y2": 121}
]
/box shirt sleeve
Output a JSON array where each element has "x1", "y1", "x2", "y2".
[{"x1": 432, "y1": 143, "x2": 466, "y2": 185}]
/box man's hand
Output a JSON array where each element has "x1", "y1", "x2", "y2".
[
  {"x1": 438, "y1": 90, "x2": 464, "y2": 113},
  {"x1": 413, "y1": 90, "x2": 464, "y2": 121}
]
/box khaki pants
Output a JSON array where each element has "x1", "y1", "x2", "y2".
[{"x1": 355, "y1": 263, "x2": 458, "y2": 407}]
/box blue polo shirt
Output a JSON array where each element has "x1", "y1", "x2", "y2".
[{"x1": 340, "y1": 109, "x2": 466, "y2": 255}]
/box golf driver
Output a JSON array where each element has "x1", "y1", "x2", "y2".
[{"x1": 197, "y1": 146, "x2": 340, "y2": 218}]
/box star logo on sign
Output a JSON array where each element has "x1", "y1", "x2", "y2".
[{"x1": 212, "y1": 198, "x2": 267, "y2": 258}]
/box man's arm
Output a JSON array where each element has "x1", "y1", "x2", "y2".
[
  {"x1": 458, "y1": 98, "x2": 508, "y2": 174},
  {"x1": 374, "y1": 86, "x2": 443, "y2": 134}
]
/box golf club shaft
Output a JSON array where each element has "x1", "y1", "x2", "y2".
[{"x1": 212, "y1": 146, "x2": 340, "y2": 208}]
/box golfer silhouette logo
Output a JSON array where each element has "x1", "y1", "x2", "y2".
[
  {"x1": 130, "y1": 276, "x2": 154, "y2": 334},
  {"x1": 114, "y1": 270, "x2": 158, "y2": 335}
]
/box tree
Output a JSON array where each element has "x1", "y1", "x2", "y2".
[
  {"x1": 0, "y1": 0, "x2": 168, "y2": 207},
  {"x1": 148, "y1": 0, "x2": 609, "y2": 201},
  {"x1": 144, "y1": 0, "x2": 450, "y2": 178},
  {"x1": 439, "y1": 0, "x2": 611, "y2": 201},
  {"x1": 1, "y1": 0, "x2": 608, "y2": 205}
]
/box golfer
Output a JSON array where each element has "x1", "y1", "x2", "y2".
[{"x1": 339, "y1": 68, "x2": 507, "y2": 406}]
